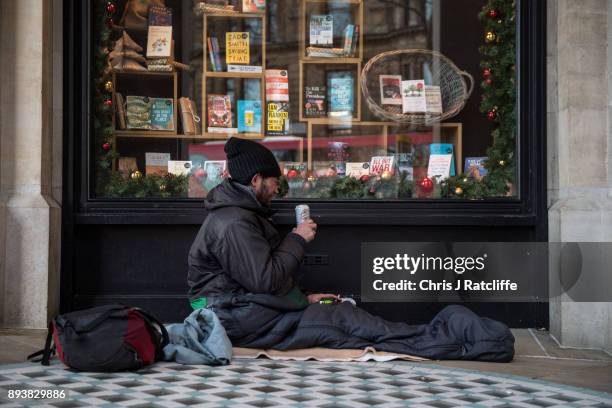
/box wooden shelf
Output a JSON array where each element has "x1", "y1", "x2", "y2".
[
  {"x1": 301, "y1": 57, "x2": 361, "y2": 64},
  {"x1": 203, "y1": 132, "x2": 264, "y2": 140},
  {"x1": 205, "y1": 71, "x2": 264, "y2": 79},
  {"x1": 205, "y1": 11, "x2": 265, "y2": 18},
  {"x1": 114, "y1": 130, "x2": 178, "y2": 138},
  {"x1": 112, "y1": 70, "x2": 177, "y2": 77}
]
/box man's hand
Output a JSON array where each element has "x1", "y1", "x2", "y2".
[
  {"x1": 307, "y1": 293, "x2": 339, "y2": 304},
  {"x1": 293, "y1": 219, "x2": 317, "y2": 243}
]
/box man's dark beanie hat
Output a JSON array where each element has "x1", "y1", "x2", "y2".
[{"x1": 224, "y1": 137, "x2": 281, "y2": 185}]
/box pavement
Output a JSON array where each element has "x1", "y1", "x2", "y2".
[{"x1": 0, "y1": 328, "x2": 610, "y2": 407}]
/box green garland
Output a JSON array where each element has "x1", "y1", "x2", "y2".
[
  {"x1": 93, "y1": 0, "x2": 188, "y2": 198},
  {"x1": 442, "y1": 0, "x2": 517, "y2": 199}
]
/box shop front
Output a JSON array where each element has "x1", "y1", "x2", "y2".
[{"x1": 61, "y1": 0, "x2": 547, "y2": 325}]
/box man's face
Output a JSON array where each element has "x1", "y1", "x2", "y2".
[{"x1": 252, "y1": 174, "x2": 279, "y2": 206}]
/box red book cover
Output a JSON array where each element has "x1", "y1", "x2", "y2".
[{"x1": 207, "y1": 95, "x2": 232, "y2": 128}]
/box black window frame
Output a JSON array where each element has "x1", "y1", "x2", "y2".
[{"x1": 63, "y1": 0, "x2": 546, "y2": 232}]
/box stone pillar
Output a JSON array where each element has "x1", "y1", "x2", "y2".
[
  {"x1": 548, "y1": 0, "x2": 612, "y2": 353},
  {"x1": 0, "y1": 0, "x2": 62, "y2": 328}
]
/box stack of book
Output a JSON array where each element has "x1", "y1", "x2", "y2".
[
  {"x1": 196, "y1": 0, "x2": 236, "y2": 14},
  {"x1": 306, "y1": 24, "x2": 359, "y2": 58},
  {"x1": 207, "y1": 36, "x2": 223, "y2": 71}
]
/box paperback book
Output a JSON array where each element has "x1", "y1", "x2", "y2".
[
  {"x1": 425, "y1": 85, "x2": 443, "y2": 114},
  {"x1": 207, "y1": 94, "x2": 232, "y2": 128},
  {"x1": 304, "y1": 86, "x2": 326, "y2": 117},
  {"x1": 238, "y1": 100, "x2": 262, "y2": 133},
  {"x1": 148, "y1": 5, "x2": 172, "y2": 26},
  {"x1": 310, "y1": 15, "x2": 333, "y2": 46},
  {"x1": 265, "y1": 69, "x2": 289, "y2": 102},
  {"x1": 380, "y1": 75, "x2": 403, "y2": 105},
  {"x1": 168, "y1": 160, "x2": 192, "y2": 176},
  {"x1": 430, "y1": 143, "x2": 455, "y2": 176},
  {"x1": 369, "y1": 156, "x2": 395, "y2": 175},
  {"x1": 145, "y1": 152, "x2": 171, "y2": 176},
  {"x1": 146, "y1": 26, "x2": 172, "y2": 58},
  {"x1": 266, "y1": 102, "x2": 290, "y2": 136},
  {"x1": 464, "y1": 156, "x2": 488, "y2": 179},
  {"x1": 328, "y1": 72, "x2": 354, "y2": 118},
  {"x1": 401, "y1": 80, "x2": 427, "y2": 113},
  {"x1": 150, "y1": 98, "x2": 174, "y2": 130},
  {"x1": 226, "y1": 32, "x2": 250, "y2": 65},
  {"x1": 346, "y1": 162, "x2": 370, "y2": 178},
  {"x1": 126, "y1": 96, "x2": 152, "y2": 130}
]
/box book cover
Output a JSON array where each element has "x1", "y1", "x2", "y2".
[
  {"x1": 265, "y1": 69, "x2": 289, "y2": 102},
  {"x1": 430, "y1": 143, "x2": 455, "y2": 176},
  {"x1": 226, "y1": 32, "x2": 250, "y2": 65},
  {"x1": 328, "y1": 72, "x2": 354, "y2": 118},
  {"x1": 228, "y1": 65, "x2": 262, "y2": 73},
  {"x1": 310, "y1": 15, "x2": 333, "y2": 46},
  {"x1": 313, "y1": 161, "x2": 339, "y2": 177},
  {"x1": 203, "y1": 160, "x2": 227, "y2": 191},
  {"x1": 207, "y1": 94, "x2": 232, "y2": 128},
  {"x1": 237, "y1": 100, "x2": 262, "y2": 133},
  {"x1": 148, "y1": 5, "x2": 172, "y2": 26},
  {"x1": 396, "y1": 150, "x2": 414, "y2": 181},
  {"x1": 342, "y1": 24, "x2": 355, "y2": 55},
  {"x1": 346, "y1": 162, "x2": 370, "y2": 178},
  {"x1": 327, "y1": 141, "x2": 349, "y2": 176},
  {"x1": 146, "y1": 26, "x2": 172, "y2": 58},
  {"x1": 464, "y1": 156, "x2": 488, "y2": 179},
  {"x1": 150, "y1": 98, "x2": 174, "y2": 130},
  {"x1": 168, "y1": 160, "x2": 192, "y2": 176},
  {"x1": 304, "y1": 86, "x2": 326, "y2": 117},
  {"x1": 427, "y1": 154, "x2": 452, "y2": 180},
  {"x1": 350, "y1": 25, "x2": 359, "y2": 56},
  {"x1": 401, "y1": 80, "x2": 427, "y2": 113},
  {"x1": 266, "y1": 102, "x2": 290, "y2": 136},
  {"x1": 145, "y1": 152, "x2": 171, "y2": 176},
  {"x1": 212, "y1": 37, "x2": 223, "y2": 71},
  {"x1": 118, "y1": 157, "x2": 138, "y2": 177},
  {"x1": 126, "y1": 96, "x2": 152, "y2": 130},
  {"x1": 207, "y1": 37, "x2": 218, "y2": 71},
  {"x1": 369, "y1": 156, "x2": 395, "y2": 175},
  {"x1": 242, "y1": 0, "x2": 265, "y2": 12},
  {"x1": 380, "y1": 75, "x2": 403, "y2": 105},
  {"x1": 425, "y1": 85, "x2": 443, "y2": 114}
]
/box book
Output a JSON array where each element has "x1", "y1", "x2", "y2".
[
  {"x1": 396, "y1": 151, "x2": 414, "y2": 181},
  {"x1": 126, "y1": 96, "x2": 152, "y2": 130},
  {"x1": 313, "y1": 161, "x2": 339, "y2": 177},
  {"x1": 266, "y1": 69, "x2": 289, "y2": 102},
  {"x1": 148, "y1": 5, "x2": 172, "y2": 26},
  {"x1": 266, "y1": 102, "x2": 290, "y2": 136},
  {"x1": 304, "y1": 86, "x2": 326, "y2": 117},
  {"x1": 226, "y1": 32, "x2": 250, "y2": 65},
  {"x1": 350, "y1": 25, "x2": 359, "y2": 56},
  {"x1": 310, "y1": 15, "x2": 333, "y2": 46},
  {"x1": 342, "y1": 25, "x2": 355, "y2": 55},
  {"x1": 346, "y1": 162, "x2": 370, "y2": 178},
  {"x1": 118, "y1": 157, "x2": 138, "y2": 177},
  {"x1": 430, "y1": 143, "x2": 455, "y2": 176},
  {"x1": 427, "y1": 153, "x2": 452, "y2": 180},
  {"x1": 306, "y1": 47, "x2": 346, "y2": 58},
  {"x1": 369, "y1": 156, "x2": 395, "y2": 175},
  {"x1": 145, "y1": 152, "x2": 171, "y2": 176},
  {"x1": 464, "y1": 157, "x2": 488, "y2": 179},
  {"x1": 179, "y1": 97, "x2": 201, "y2": 135},
  {"x1": 203, "y1": 160, "x2": 227, "y2": 191},
  {"x1": 228, "y1": 65, "x2": 262, "y2": 73},
  {"x1": 146, "y1": 26, "x2": 172, "y2": 58},
  {"x1": 207, "y1": 94, "x2": 232, "y2": 128},
  {"x1": 150, "y1": 98, "x2": 174, "y2": 130},
  {"x1": 401, "y1": 80, "x2": 427, "y2": 113},
  {"x1": 425, "y1": 85, "x2": 443, "y2": 114},
  {"x1": 207, "y1": 37, "x2": 218, "y2": 71},
  {"x1": 328, "y1": 142, "x2": 349, "y2": 176},
  {"x1": 242, "y1": 0, "x2": 265, "y2": 12},
  {"x1": 208, "y1": 127, "x2": 238, "y2": 133},
  {"x1": 380, "y1": 75, "x2": 403, "y2": 105},
  {"x1": 328, "y1": 72, "x2": 354, "y2": 118},
  {"x1": 114, "y1": 92, "x2": 126, "y2": 129},
  {"x1": 237, "y1": 100, "x2": 262, "y2": 133},
  {"x1": 168, "y1": 160, "x2": 193, "y2": 176}
]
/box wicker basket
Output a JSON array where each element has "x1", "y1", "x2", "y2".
[{"x1": 361, "y1": 49, "x2": 474, "y2": 125}]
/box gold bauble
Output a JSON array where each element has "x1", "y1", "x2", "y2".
[
  {"x1": 104, "y1": 81, "x2": 114, "y2": 92},
  {"x1": 455, "y1": 187, "x2": 464, "y2": 195},
  {"x1": 307, "y1": 175, "x2": 316, "y2": 183},
  {"x1": 159, "y1": 182, "x2": 167, "y2": 192},
  {"x1": 130, "y1": 170, "x2": 143, "y2": 180},
  {"x1": 463, "y1": 178, "x2": 469, "y2": 183},
  {"x1": 485, "y1": 31, "x2": 496, "y2": 43},
  {"x1": 499, "y1": 160, "x2": 506, "y2": 167},
  {"x1": 381, "y1": 170, "x2": 393, "y2": 181}
]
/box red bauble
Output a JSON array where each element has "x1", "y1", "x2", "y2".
[
  {"x1": 360, "y1": 174, "x2": 370, "y2": 183},
  {"x1": 287, "y1": 169, "x2": 298, "y2": 179},
  {"x1": 483, "y1": 69, "x2": 492, "y2": 77},
  {"x1": 488, "y1": 9, "x2": 498, "y2": 19},
  {"x1": 418, "y1": 177, "x2": 434, "y2": 193},
  {"x1": 485, "y1": 78, "x2": 493, "y2": 86},
  {"x1": 102, "y1": 142, "x2": 111, "y2": 151},
  {"x1": 106, "y1": 2, "x2": 117, "y2": 14},
  {"x1": 103, "y1": 98, "x2": 113, "y2": 107},
  {"x1": 195, "y1": 168, "x2": 206, "y2": 178},
  {"x1": 487, "y1": 110, "x2": 497, "y2": 121}
]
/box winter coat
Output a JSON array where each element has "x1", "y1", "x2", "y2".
[{"x1": 187, "y1": 179, "x2": 307, "y2": 302}]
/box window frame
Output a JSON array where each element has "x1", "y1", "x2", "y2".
[{"x1": 63, "y1": 0, "x2": 546, "y2": 229}]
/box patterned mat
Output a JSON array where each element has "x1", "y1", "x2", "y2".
[{"x1": 1, "y1": 359, "x2": 611, "y2": 407}]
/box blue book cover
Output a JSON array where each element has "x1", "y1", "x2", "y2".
[
  {"x1": 237, "y1": 100, "x2": 262, "y2": 133},
  {"x1": 464, "y1": 156, "x2": 488, "y2": 178},
  {"x1": 150, "y1": 98, "x2": 175, "y2": 130},
  {"x1": 429, "y1": 143, "x2": 455, "y2": 176},
  {"x1": 327, "y1": 72, "x2": 354, "y2": 118}
]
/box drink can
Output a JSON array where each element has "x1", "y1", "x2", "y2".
[{"x1": 295, "y1": 204, "x2": 310, "y2": 225}]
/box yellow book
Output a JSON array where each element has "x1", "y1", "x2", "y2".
[{"x1": 226, "y1": 32, "x2": 250, "y2": 65}]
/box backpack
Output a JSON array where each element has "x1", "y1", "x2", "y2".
[{"x1": 28, "y1": 304, "x2": 169, "y2": 372}]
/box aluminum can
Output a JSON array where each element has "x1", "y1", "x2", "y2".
[{"x1": 295, "y1": 204, "x2": 310, "y2": 225}]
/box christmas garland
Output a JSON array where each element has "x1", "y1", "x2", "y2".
[
  {"x1": 442, "y1": 0, "x2": 517, "y2": 199},
  {"x1": 93, "y1": 0, "x2": 188, "y2": 198}
]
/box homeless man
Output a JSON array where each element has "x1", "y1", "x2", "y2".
[{"x1": 187, "y1": 137, "x2": 515, "y2": 362}]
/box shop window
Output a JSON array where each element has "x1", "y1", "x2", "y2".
[{"x1": 92, "y1": 0, "x2": 517, "y2": 200}]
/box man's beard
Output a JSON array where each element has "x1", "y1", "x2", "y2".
[{"x1": 254, "y1": 184, "x2": 272, "y2": 207}]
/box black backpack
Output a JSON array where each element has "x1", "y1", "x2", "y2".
[{"x1": 28, "y1": 304, "x2": 169, "y2": 372}]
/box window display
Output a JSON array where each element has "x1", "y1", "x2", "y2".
[{"x1": 92, "y1": 0, "x2": 517, "y2": 200}]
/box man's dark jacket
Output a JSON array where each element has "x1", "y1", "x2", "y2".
[{"x1": 187, "y1": 180, "x2": 515, "y2": 362}]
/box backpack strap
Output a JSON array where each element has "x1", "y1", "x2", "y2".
[
  {"x1": 132, "y1": 308, "x2": 169, "y2": 359},
  {"x1": 27, "y1": 321, "x2": 55, "y2": 366}
]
